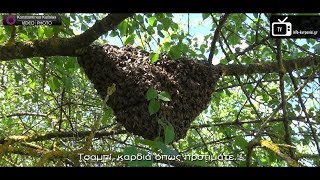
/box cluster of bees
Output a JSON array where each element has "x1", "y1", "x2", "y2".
[{"x1": 78, "y1": 44, "x2": 221, "y2": 141}]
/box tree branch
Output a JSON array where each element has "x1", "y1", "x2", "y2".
[
  {"x1": 191, "y1": 116, "x2": 320, "y2": 129},
  {"x1": 1, "y1": 20, "x2": 319, "y2": 79},
  {"x1": 0, "y1": 112, "x2": 49, "y2": 119},
  {"x1": 276, "y1": 38, "x2": 295, "y2": 160},
  {"x1": 218, "y1": 56, "x2": 320, "y2": 76},
  {"x1": 0, "y1": 130, "x2": 127, "y2": 144}
]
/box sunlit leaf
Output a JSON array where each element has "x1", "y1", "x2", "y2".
[
  {"x1": 148, "y1": 17, "x2": 156, "y2": 26},
  {"x1": 158, "y1": 91, "x2": 171, "y2": 102},
  {"x1": 29, "y1": 81, "x2": 36, "y2": 90},
  {"x1": 37, "y1": 27, "x2": 44, "y2": 38},
  {"x1": 149, "y1": 52, "x2": 159, "y2": 63}
]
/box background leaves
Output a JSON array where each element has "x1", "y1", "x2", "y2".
[{"x1": 0, "y1": 13, "x2": 319, "y2": 167}]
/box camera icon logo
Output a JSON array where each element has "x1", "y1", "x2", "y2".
[
  {"x1": 271, "y1": 17, "x2": 292, "y2": 37},
  {"x1": 5, "y1": 15, "x2": 16, "y2": 26}
]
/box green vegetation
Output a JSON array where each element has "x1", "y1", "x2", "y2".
[{"x1": 0, "y1": 13, "x2": 319, "y2": 167}]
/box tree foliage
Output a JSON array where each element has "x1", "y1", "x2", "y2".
[{"x1": 0, "y1": 13, "x2": 319, "y2": 167}]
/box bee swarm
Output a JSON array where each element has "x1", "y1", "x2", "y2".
[{"x1": 78, "y1": 44, "x2": 221, "y2": 141}]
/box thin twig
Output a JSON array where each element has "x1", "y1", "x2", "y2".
[
  {"x1": 208, "y1": 13, "x2": 230, "y2": 64},
  {"x1": 276, "y1": 38, "x2": 295, "y2": 160}
]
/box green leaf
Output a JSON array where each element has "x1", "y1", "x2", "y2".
[
  {"x1": 123, "y1": 146, "x2": 137, "y2": 155},
  {"x1": 53, "y1": 77, "x2": 60, "y2": 89},
  {"x1": 62, "y1": 76, "x2": 72, "y2": 90},
  {"x1": 19, "y1": 33, "x2": 30, "y2": 41},
  {"x1": 169, "y1": 45, "x2": 182, "y2": 59},
  {"x1": 148, "y1": 99, "x2": 160, "y2": 115},
  {"x1": 162, "y1": 41, "x2": 172, "y2": 51},
  {"x1": 166, "y1": 13, "x2": 174, "y2": 18},
  {"x1": 14, "y1": 73, "x2": 22, "y2": 83},
  {"x1": 313, "y1": 44, "x2": 320, "y2": 54},
  {"x1": 164, "y1": 123, "x2": 175, "y2": 144},
  {"x1": 158, "y1": 91, "x2": 171, "y2": 102},
  {"x1": 158, "y1": 30, "x2": 164, "y2": 38},
  {"x1": 202, "y1": 13, "x2": 210, "y2": 20},
  {"x1": 81, "y1": 24, "x2": 88, "y2": 31},
  {"x1": 48, "y1": 77, "x2": 60, "y2": 91},
  {"x1": 84, "y1": 16, "x2": 91, "y2": 23},
  {"x1": 101, "y1": 113, "x2": 109, "y2": 125},
  {"x1": 155, "y1": 141, "x2": 178, "y2": 155},
  {"x1": 229, "y1": 33, "x2": 240, "y2": 45},
  {"x1": 123, "y1": 147, "x2": 138, "y2": 167},
  {"x1": 101, "y1": 108, "x2": 113, "y2": 125},
  {"x1": 241, "y1": 56, "x2": 253, "y2": 64},
  {"x1": 48, "y1": 78, "x2": 56, "y2": 91},
  {"x1": 179, "y1": 43, "x2": 189, "y2": 54},
  {"x1": 171, "y1": 34, "x2": 179, "y2": 40},
  {"x1": 234, "y1": 137, "x2": 248, "y2": 152},
  {"x1": 146, "y1": 88, "x2": 157, "y2": 101},
  {"x1": 294, "y1": 104, "x2": 301, "y2": 112},
  {"x1": 37, "y1": 27, "x2": 44, "y2": 38},
  {"x1": 260, "y1": 157, "x2": 267, "y2": 163},
  {"x1": 157, "y1": 24, "x2": 163, "y2": 31},
  {"x1": 124, "y1": 34, "x2": 135, "y2": 45},
  {"x1": 29, "y1": 81, "x2": 36, "y2": 90},
  {"x1": 149, "y1": 52, "x2": 159, "y2": 63},
  {"x1": 224, "y1": 89, "x2": 232, "y2": 97},
  {"x1": 220, "y1": 59, "x2": 228, "y2": 64},
  {"x1": 200, "y1": 44, "x2": 206, "y2": 54},
  {"x1": 172, "y1": 22, "x2": 179, "y2": 30},
  {"x1": 32, "y1": 93, "x2": 39, "y2": 103},
  {"x1": 262, "y1": 92, "x2": 269, "y2": 101},
  {"x1": 307, "y1": 39, "x2": 316, "y2": 45},
  {"x1": 302, "y1": 44, "x2": 310, "y2": 50},
  {"x1": 131, "y1": 21, "x2": 139, "y2": 31},
  {"x1": 148, "y1": 17, "x2": 156, "y2": 26},
  {"x1": 52, "y1": 26, "x2": 61, "y2": 36},
  {"x1": 62, "y1": 16, "x2": 71, "y2": 26},
  {"x1": 118, "y1": 20, "x2": 128, "y2": 36},
  {"x1": 162, "y1": 18, "x2": 172, "y2": 31},
  {"x1": 64, "y1": 59, "x2": 76, "y2": 71},
  {"x1": 109, "y1": 30, "x2": 118, "y2": 37},
  {"x1": 44, "y1": 27, "x2": 54, "y2": 38},
  {"x1": 135, "y1": 14, "x2": 144, "y2": 23},
  {"x1": 146, "y1": 26, "x2": 155, "y2": 35}
]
